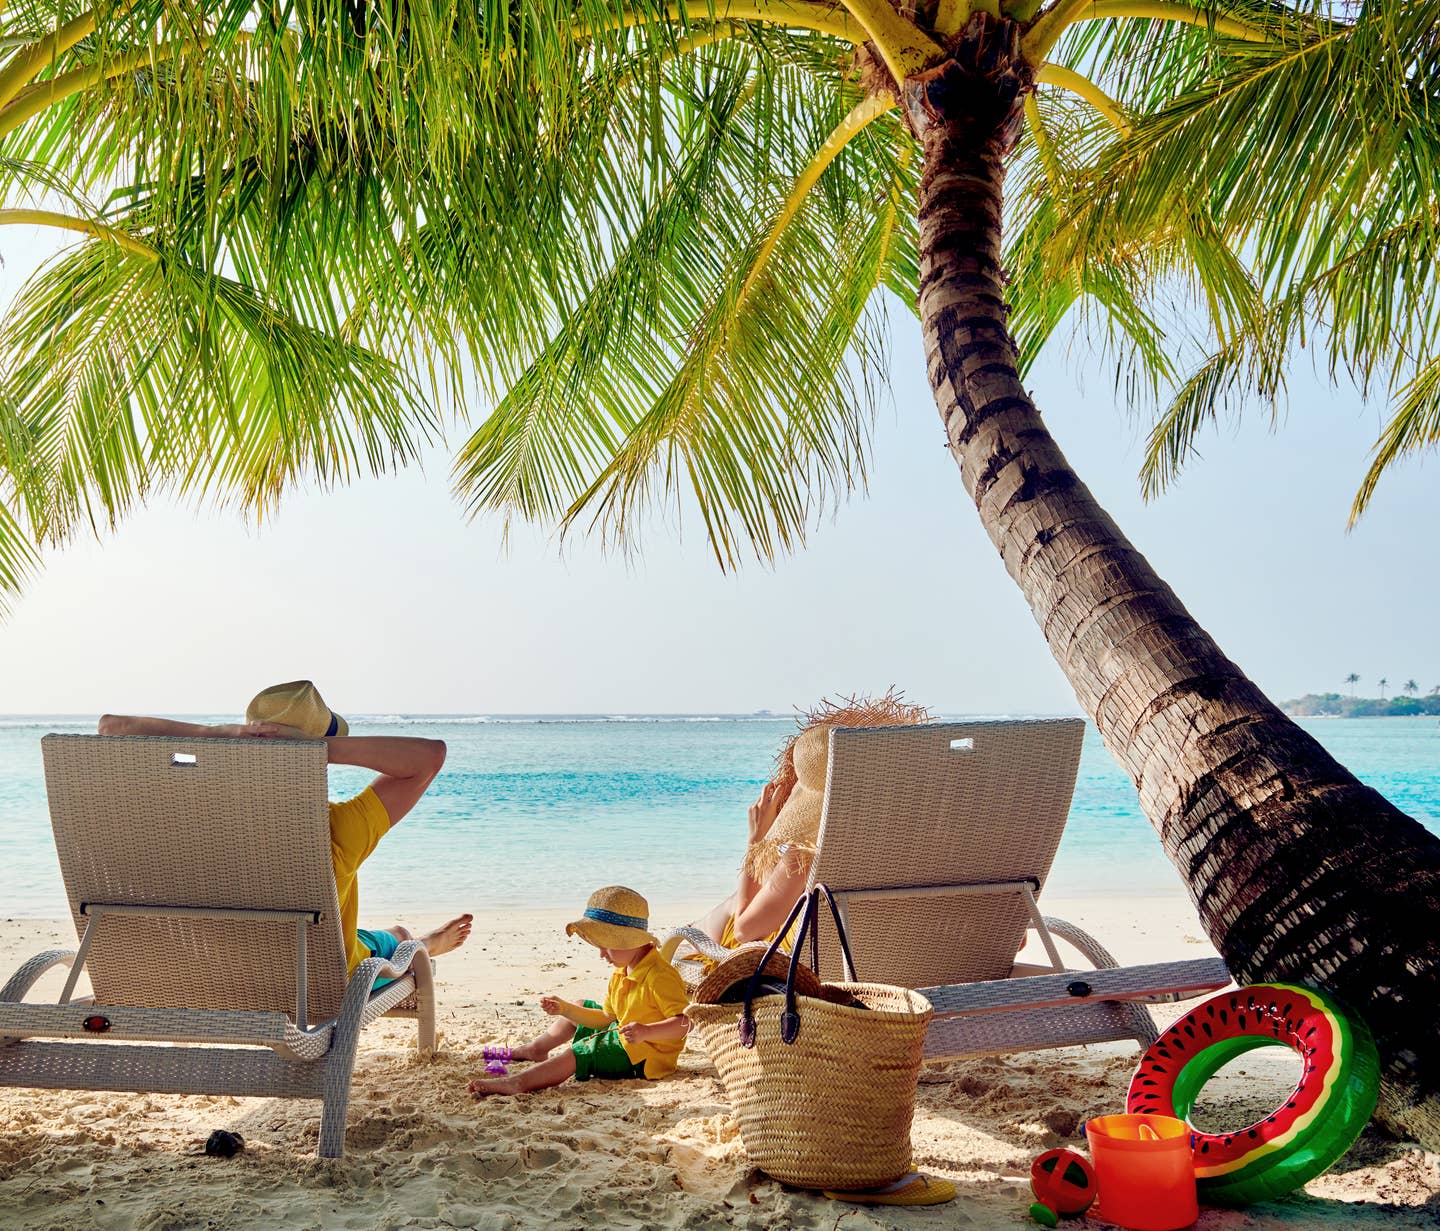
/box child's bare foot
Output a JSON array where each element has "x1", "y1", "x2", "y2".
[
  {"x1": 468, "y1": 1076, "x2": 521, "y2": 1098},
  {"x1": 418, "y1": 914, "x2": 473, "y2": 957}
]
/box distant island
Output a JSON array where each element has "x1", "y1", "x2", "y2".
[{"x1": 1284, "y1": 692, "x2": 1440, "y2": 717}]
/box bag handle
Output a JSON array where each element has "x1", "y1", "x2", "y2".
[
  {"x1": 811, "y1": 882, "x2": 860, "y2": 984},
  {"x1": 737, "y1": 881, "x2": 860, "y2": 1049}
]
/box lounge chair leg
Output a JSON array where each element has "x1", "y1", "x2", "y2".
[
  {"x1": 1121, "y1": 1002, "x2": 1159, "y2": 1050},
  {"x1": 318, "y1": 999, "x2": 367, "y2": 1158},
  {"x1": 318, "y1": 1077, "x2": 352, "y2": 1159},
  {"x1": 317, "y1": 945, "x2": 434, "y2": 1156},
  {"x1": 320, "y1": 956, "x2": 392, "y2": 1160},
  {"x1": 413, "y1": 958, "x2": 437, "y2": 1055}
]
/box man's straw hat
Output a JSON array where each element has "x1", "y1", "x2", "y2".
[
  {"x1": 565, "y1": 886, "x2": 656, "y2": 949},
  {"x1": 245, "y1": 680, "x2": 348, "y2": 738}
]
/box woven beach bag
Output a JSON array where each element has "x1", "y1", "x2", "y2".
[{"x1": 686, "y1": 886, "x2": 933, "y2": 1191}]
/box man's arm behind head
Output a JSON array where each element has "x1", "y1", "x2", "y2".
[
  {"x1": 98, "y1": 715, "x2": 247, "y2": 738},
  {"x1": 323, "y1": 736, "x2": 447, "y2": 827},
  {"x1": 97, "y1": 717, "x2": 445, "y2": 828}
]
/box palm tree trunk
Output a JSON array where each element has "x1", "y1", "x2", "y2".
[{"x1": 905, "y1": 13, "x2": 1440, "y2": 1146}]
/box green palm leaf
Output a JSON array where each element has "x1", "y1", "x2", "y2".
[
  {"x1": 0, "y1": 224, "x2": 433, "y2": 547},
  {"x1": 451, "y1": 45, "x2": 913, "y2": 565}
]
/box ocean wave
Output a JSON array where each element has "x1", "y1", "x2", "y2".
[
  {"x1": 352, "y1": 714, "x2": 508, "y2": 726},
  {"x1": 348, "y1": 714, "x2": 784, "y2": 726}
]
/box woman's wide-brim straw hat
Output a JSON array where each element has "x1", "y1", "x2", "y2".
[
  {"x1": 566, "y1": 886, "x2": 657, "y2": 949},
  {"x1": 692, "y1": 942, "x2": 825, "y2": 1006},
  {"x1": 745, "y1": 689, "x2": 933, "y2": 882},
  {"x1": 245, "y1": 680, "x2": 348, "y2": 738}
]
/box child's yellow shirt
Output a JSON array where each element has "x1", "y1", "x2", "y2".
[{"x1": 603, "y1": 946, "x2": 690, "y2": 1078}]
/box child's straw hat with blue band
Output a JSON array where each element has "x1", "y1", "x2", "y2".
[{"x1": 566, "y1": 886, "x2": 656, "y2": 949}]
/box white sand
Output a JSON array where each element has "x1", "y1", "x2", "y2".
[{"x1": 1, "y1": 896, "x2": 1436, "y2": 1229}]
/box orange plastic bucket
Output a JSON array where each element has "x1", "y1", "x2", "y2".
[{"x1": 1085, "y1": 1114, "x2": 1198, "y2": 1231}]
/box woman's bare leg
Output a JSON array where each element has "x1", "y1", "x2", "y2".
[{"x1": 696, "y1": 893, "x2": 737, "y2": 943}]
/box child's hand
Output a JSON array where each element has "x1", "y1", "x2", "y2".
[
  {"x1": 619, "y1": 1022, "x2": 650, "y2": 1045},
  {"x1": 540, "y1": 996, "x2": 566, "y2": 1016}
]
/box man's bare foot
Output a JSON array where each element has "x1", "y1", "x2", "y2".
[
  {"x1": 419, "y1": 914, "x2": 473, "y2": 957},
  {"x1": 468, "y1": 1076, "x2": 521, "y2": 1098}
]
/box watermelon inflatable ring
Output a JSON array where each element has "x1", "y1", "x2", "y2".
[{"x1": 1127, "y1": 983, "x2": 1380, "y2": 1206}]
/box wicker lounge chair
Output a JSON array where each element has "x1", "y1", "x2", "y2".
[
  {"x1": 667, "y1": 719, "x2": 1230, "y2": 1058},
  {"x1": 0, "y1": 734, "x2": 436, "y2": 1158}
]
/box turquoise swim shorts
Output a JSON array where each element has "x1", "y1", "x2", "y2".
[{"x1": 355, "y1": 926, "x2": 400, "y2": 990}]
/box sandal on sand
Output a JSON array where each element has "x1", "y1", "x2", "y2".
[{"x1": 823, "y1": 1173, "x2": 957, "y2": 1206}]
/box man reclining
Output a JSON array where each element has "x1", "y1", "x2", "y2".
[{"x1": 99, "y1": 680, "x2": 472, "y2": 975}]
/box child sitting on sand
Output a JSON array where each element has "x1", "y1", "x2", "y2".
[{"x1": 468, "y1": 886, "x2": 690, "y2": 1097}]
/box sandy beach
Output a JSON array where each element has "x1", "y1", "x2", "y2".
[{"x1": 1, "y1": 895, "x2": 1436, "y2": 1230}]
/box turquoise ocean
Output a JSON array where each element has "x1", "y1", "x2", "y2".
[{"x1": 2, "y1": 716, "x2": 1437, "y2": 918}]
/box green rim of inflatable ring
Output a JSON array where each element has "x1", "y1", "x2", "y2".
[{"x1": 1127, "y1": 982, "x2": 1380, "y2": 1206}]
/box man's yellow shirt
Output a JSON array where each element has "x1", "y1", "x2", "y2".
[{"x1": 328, "y1": 787, "x2": 391, "y2": 974}]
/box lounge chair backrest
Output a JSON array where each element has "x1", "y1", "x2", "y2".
[
  {"x1": 41, "y1": 734, "x2": 349, "y2": 1023},
  {"x1": 805, "y1": 719, "x2": 1085, "y2": 986}
]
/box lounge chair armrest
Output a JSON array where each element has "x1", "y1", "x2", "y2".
[
  {"x1": 1, "y1": 950, "x2": 76, "y2": 1002},
  {"x1": 366, "y1": 939, "x2": 431, "y2": 988},
  {"x1": 660, "y1": 926, "x2": 729, "y2": 966},
  {"x1": 338, "y1": 940, "x2": 436, "y2": 1054},
  {"x1": 920, "y1": 957, "x2": 1231, "y2": 1018},
  {"x1": 1039, "y1": 915, "x2": 1125, "y2": 971}
]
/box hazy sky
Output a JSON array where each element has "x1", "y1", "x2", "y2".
[{"x1": 0, "y1": 223, "x2": 1433, "y2": 717}]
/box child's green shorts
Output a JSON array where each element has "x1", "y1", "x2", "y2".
[{"x1": 571, "y1": 1000, "x2": 647, "y2": 1082}]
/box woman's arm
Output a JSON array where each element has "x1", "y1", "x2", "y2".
[
  {"x1": 730, "y1": 849, "x2": 810, "y2": 943},
  {"x1": 733, "y1": 781, "x2": 785, "y2": 919}
]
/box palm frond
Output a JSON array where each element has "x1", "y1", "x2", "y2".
[
  {"x1": 452, "y1": 47, "x2": 915, "y2": 565},
  {"x1": 1354, "y1": 356, "x2": 1440, "y2": 522},
  {"x1": 0, "y1": 223, "x2": 434, "y2": 546},
  {"x1": 0, "y1": 489, "x2": 40, "y2": 612}
]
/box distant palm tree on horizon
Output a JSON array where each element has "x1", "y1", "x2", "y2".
[
  {"x1": 1345, "y1": 673, "x2": 1360, "y2": 698},
  {"x1": 1405, "y1": 680, "x2": 1419, "y2": 697},
  {"x1": 1380, "y1": 677, "x2": 1390, "y2": 699}
]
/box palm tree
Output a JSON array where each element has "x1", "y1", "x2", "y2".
[
  {"x1": 2, "y1": 0, "x2": 1439, "y2": 1143},
  {"x1": 1405, "y1": 680, "x2": 1419, "y2": 698},
  {"x1": 1345, "y1": 673, "x2": 1360, "y2": 698},
  {"x1": 1380, "y1": 677, "x2": 1389, "y2": 700}
]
